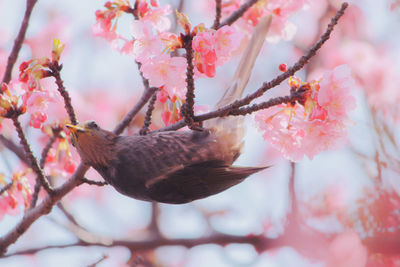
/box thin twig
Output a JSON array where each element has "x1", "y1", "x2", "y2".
[
  {"x1": 49, "y1": 63, "x2": 77, "y2": 125},
  {"x1": 218, "y1": 0, "x2": 258, "y2": 29},
  {"x1": 113, "y1": 87, "x2": 158, "y2": 135},
  {"x1": 12, "y1": 117, "x2": 53, "y2": 194},
  {"x1": 1, "y1": 0, "x2": 38, "y2": 85},
  {"x1": 155, "y1": 3, "x2": 349, "y2": 132},
  {"x1": 228, "y1": 89, "x2": 305, "y2": 116},
  {"x1": 212, "y1": 0, "x2": 222, "y2": 29},
  {"x1": 56, "y1": 203, "x2": 87, "y2": 230},
  {"x1": 80, "y1": 178, "x2": 108, "y2": 187},
  {"x1": 0, "y1": 181, "x2": 13, "y2": 196},
  {"x1": 88, "y1": 254, "x2": 109, "y2": 267},
  {"x1": 136, "y1": 61, "x2": 150, "y2": 91},
  {"x1": 149, "y1": 202, "x2": 161, "y2": 238},
  {"x1": 4, "y1": 233, "x2": 281, "y2": 257},
  {"x1": 139, "y1": 90, "x2": 158, "y2": 135},
  {"x1": 0, "y1": 135, "x2": 29, "y2": 165},
  {"x1": 30, "y1": 128, "x2": 61, "y2": 209}
]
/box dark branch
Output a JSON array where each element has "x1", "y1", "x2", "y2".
[
  {"x1": 136, "y1": 61, "x2": 150, "y2": 91},
  {"x1": 30, "y1": 128, "x2": 61, "y2": 209},
  {"x1": 212, "y1": 0, "x2": 222, "y2": 29},
  {"x1": 113, "y1": 86, "x2": 158, "y2": 135},
  {"x1": 49, "y1": 63, "x2": 77, "y2": 125},
  {"x1": 181, "y1": 34, "x2": 198, "y2": 130},
  {"x1": 0, "y1": 135, "x2": 29, "y2": 165},
  {"x1": 88, "y1": 254, "x2": 109, "y2": 267},
  {"x1": 218, "y1": 0, "x2": 258, "y2": 29},
  {"x1": 149, "y1": 202, "x2": 161, "y2": 238},
  {"x1": 4, "y1": 233, "x2": 282, "y2": 258},
  {"x1": 12, "y1": 118, "x2": 53, "y2": 194},
  {"x1": 1, "y1": 0, "x2": 38, "y2": 85},
  {"x1": 139, "y1": 89, "x2": 158, "y2": 135},
  {"x1": 0, "y1": 181, "x2": 13, "y2": 196},
  {"x1": 80, "y1": 178, "x2": 108, "y2": 187},
  {"x1": 228, "y1": 89, "x2": 305, "y2": 116}
]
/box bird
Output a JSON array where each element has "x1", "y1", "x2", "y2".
[{"x1": 66, "y1": 15, "x2": 272, "y2": 204}]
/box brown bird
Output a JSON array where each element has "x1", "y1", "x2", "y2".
[{"x1": 66, "y1": 16, "x2": 272, "y2": 204}]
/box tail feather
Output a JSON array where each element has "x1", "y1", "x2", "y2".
[
  {"x1": 214, "y1": 15, "x2": 272, "y2": 110},
  {"x1": 205, "y1": 15, "x2": 272, "y2": 162}
]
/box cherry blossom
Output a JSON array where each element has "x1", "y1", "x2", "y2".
[
  {"x1": 255, "y1": 65, "x2": 356, "y2": 161},
  {"x1": 0, "y1": 169, "x2": 33, "y2": 220},
  {"x1": 193, "y1": 25, "x2": 243, "y2": 78},
  {"x1": 131, "y1": 20, "x2": 163, "y2": 62},
  {"x1": 140, "y1": 53, "x2": 187, "y2": 98}
]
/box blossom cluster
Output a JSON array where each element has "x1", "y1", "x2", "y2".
[
  {"x1": 0, "y1": 169, "x2": 33, "y2": 220},
  {"x1": 200, "y1": 0, "x2": 308, "y2": 42},
  {"x1": 255, "y1": 65, "x2": 356, "y2": 161},
  {"x1": 0, "y1": 83, "x2": 26, "y2": 119},
  {"x1": 93, "y1": 0, "x2": 248, "y2": 125}
]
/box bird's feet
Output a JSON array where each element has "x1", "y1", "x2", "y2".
[{"x1": 181, "y1": 102, "x2": 204, "y2": 131}]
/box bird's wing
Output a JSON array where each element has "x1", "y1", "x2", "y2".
[
  {"x1": 115, "y1": 130, "x2": 224, "y2": 181},
  {"x1": 145, "y1": 160, "x2": 267, "y2": 204}
]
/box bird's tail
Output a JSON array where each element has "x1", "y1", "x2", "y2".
[{"x1": 205, "y1": 15, "x2": 272, "y2": 162}]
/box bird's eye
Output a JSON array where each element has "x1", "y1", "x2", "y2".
[{"x1": 87, "y1": 121, "x2": 99, "y2": 129}]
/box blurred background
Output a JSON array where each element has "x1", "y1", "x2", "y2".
[{"x1": 1, "y1": 0, "x2": 400, "y2": 266}]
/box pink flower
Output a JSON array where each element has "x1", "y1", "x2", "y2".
[
  {"x1": 131, "y1": 20, "x2": 163, "y2": 62},
  {"x1": 141, "y1": 4, "x2": 172, "y2": 32},
  {"x1": 192, "y1": 26, "x2": 243, "y2": 77},
  {"x1": 29, "y1": 111, "x2": 47, "y2": 129},
  {"x1": 214, "y1": 25, "x2": 243, "y2": 64},
  {"x1": 255, "y1": 65, "x2": 356, "y2": 161},
  {"x1": 140, "y1": 53, "x2": 187, "y2": 98},
  {"x1": 318, "y1": 65, "x2": 356, "y2": 120},
  {"x1": 201, "y1": 0, "x2": 307, "y2": 42},
  {"x1": 0, "y1": 169, "x2": 33, "y2": 220},
  {"x1": 92, "y1": 8, "x2": 119, "y2": 42}
]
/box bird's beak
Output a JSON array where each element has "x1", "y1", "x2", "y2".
[{"x1": 66, "y1": 124, "x2": 86, "y2": 134}]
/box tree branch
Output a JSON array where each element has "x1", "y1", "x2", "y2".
[
  {"x1": 0, "y1": 181, "x2": 13, "y2": 196},
  {"x1": 30, "y1": 128, "x2": 61, "y2": 209},
  {"x1": 218, "y1": 0, "x2": 259, "y2": 29},
  {"x1": 12, "y1": 117, "x2": 53, "y2": 194},
  {"x1": 139, "y1": 90, "x2": 158, "y2": 136},
  {"x1": 49, "y1": 63, "x2": 78, "y2": 125},
  {"x1": 113, "y1": 87, "x2": 158, "y2": 135},
  {"x1": 0, "y1": 135, "x2": 29, "y2": 165},
  {"x1": 212, "y1": 0, "x2": 222, "y2": 29},
  {"x1": 181, "y1": 33, "x2": 198, "y2": 129},
  {"x1": 1, "y1": 0, "x2": 38, "y2": 85},
  {"x1": 4, "y1": 233, "x2": 282, "y2": 258}
]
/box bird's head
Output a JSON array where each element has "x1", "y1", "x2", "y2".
[{"x1": 66, "y1": 121, "x2": 117, "y2": 166}]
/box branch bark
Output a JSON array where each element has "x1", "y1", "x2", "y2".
[{"x1": 1, "y1": 0, "x2": 38, "y2": 85}]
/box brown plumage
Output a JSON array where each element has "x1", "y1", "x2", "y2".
[{"x1": 66, "y1": 16, "x2": 272, "y2": 204}]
